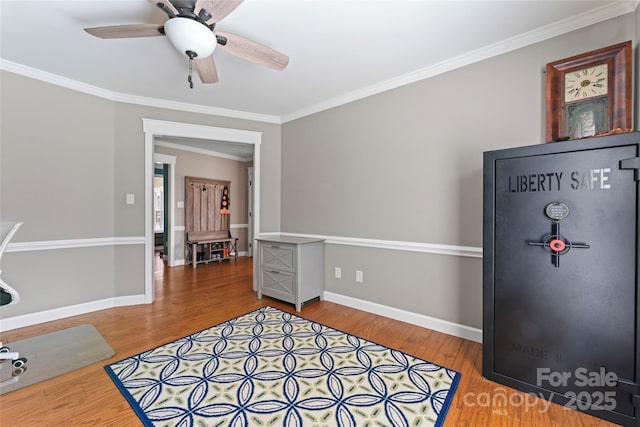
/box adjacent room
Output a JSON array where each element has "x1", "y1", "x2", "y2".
[{"x1": 1, "y1": 1, "x2": 639, "y2": 426}]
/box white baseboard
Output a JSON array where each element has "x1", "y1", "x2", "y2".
[
  {"x1": 323, "y1": 291, "x2": 482, "y2": 343},
  {"x1": 1, "y1": 289, "x2": 483, "y2": 343},
  {"x1": 0, "y1": 294, "x2": 146, "y2": 332}
]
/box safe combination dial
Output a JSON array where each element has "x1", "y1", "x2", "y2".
[{"x1": 527, "y1": 202, "x2": 590, "y2": 268}]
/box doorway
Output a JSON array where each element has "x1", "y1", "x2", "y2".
[
  {"x1": 153, "y1": 166, "x2": 168, "y2": 257},
  {"x1": 153, "y1": 152, "x2": 176, "y2": 267},
  {"x1": 143, "y1": 119, "x2": 262, "y2": 303}
]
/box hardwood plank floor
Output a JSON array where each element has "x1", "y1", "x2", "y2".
[{"x1": 0, "y1": 255, "x2": 618, "y2": 426}]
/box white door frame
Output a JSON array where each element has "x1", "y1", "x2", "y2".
[
  {"x1": 143, "y1": 119, "x2": 262, "y2": 303},
  {"x1": 247, "y1": 167, "x2": 254, "y2": 257}
]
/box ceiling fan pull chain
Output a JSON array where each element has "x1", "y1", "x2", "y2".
[{"x1": 187, "y1": 55, "x2": 194, "y2": 89}]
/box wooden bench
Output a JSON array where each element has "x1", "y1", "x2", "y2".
[{"x1": 186, "y1": 231, "x2": 238, "y2": 268}]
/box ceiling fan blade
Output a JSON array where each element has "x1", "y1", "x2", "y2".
[
  {"x1": 194, "y1": 0, "x2": 244, "y2": 24},
  {"x1": 194, "y1": 56, "x2": 219, "y2": 84},
  {"x1": 147, "y1": 0, "x2": 179, "y2": 16},
  {"x1": 216, "y1": 31, "x2": 289, "y2": 71},
  {"x1": 84, "y1": 24, "x2": 163, "y2": 39}
]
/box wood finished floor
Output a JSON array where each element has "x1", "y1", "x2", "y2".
[{"x1": 0, "y1": 255, "x2": 618, "y2": 426}]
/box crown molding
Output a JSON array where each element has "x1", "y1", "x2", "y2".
[
  {"x1": 280, "y1": 1, "x2": 639, "y2": 123},
  {"x1": 0, "y1": 59, "x2": 281, "y2": 124}
]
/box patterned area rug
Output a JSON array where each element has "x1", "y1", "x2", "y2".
[{"x1": 105, "y1": 306, "x2": 460, "y2": 426}]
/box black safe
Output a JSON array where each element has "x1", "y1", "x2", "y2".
[{"x1": 483, "y1": 132, "x2": 640, "y2": 426}]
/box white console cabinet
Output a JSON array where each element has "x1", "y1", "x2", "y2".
[{"x1": 256, "y1": 235, "x2": 324, "y2": 311}]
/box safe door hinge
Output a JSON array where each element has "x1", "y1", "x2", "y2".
[
  {"x1": 620, "y1": 157, "x2": 640, "y2": 181},
  {"x1": 617, "y1": 378, "x2": 640, "y2": 407}
]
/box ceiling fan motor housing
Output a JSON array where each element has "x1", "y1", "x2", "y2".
[{"x1": 164, "y1": 17, "x2": 216, "y2": 58}]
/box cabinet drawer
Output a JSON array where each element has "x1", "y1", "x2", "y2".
[
  {"x1": 260, "y1": 243, "x2": 295, "y2": 272},
  {"x1": 260, "y1": 269, "x2": 295, "y2": 303}
]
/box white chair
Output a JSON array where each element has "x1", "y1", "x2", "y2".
[{"x1": 0, "y1": 222, "x2": 27, "y2": 368}]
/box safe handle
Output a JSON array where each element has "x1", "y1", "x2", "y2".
[
  {"x1": 617, "y1": 378, "x2": 639, "y2": 395},
  {"x1": 620, "y1": 157, "x2": 640, "y2": 181},
  {"x1": 617, "y1": 378, "x2": 640, "y2": 408}
]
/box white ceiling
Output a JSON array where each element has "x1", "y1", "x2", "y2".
[{"x1": 1, "y1": 0, "x2": 638, "y2": 124}]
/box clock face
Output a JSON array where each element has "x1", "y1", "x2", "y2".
[{"x1": 564, "y1": 64, "x2": 608, "y2": 102}]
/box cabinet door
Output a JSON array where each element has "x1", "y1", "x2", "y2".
[
  {"x1": 260, "y1": 269, "x2": 295, "y2": 303},
  {"x1": 260, "y1": 244, "x2": 295, "y2": 272}
]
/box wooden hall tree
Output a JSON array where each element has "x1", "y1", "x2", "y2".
[
  {"x1": 185, "y1": 176, "x2": 236, "y2": 267},
  {"x1": 185, "y1": 176, "x2": 230, "y2": 233}
]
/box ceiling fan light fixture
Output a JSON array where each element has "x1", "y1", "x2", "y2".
[{"x1": 164, "y1": 17, "x2": 216, "y2": 58}]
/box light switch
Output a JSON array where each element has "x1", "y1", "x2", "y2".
[
  {"x1": 126, "y1": 193, "x2": 135, "y2": 205},
  {"x1": 177, "y1": 201, "x2": 184, "y2": 208}
]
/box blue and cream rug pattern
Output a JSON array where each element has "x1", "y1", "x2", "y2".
[{"x1": 105, "y1": 306, "x2": 460, "y2": 426}]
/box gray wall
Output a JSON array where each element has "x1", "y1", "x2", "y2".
[
  {"x1": 0, "y1": 71, "x2": 281, "y2": 317},
  {"x1": 154, "y1": 145, "x2": 250, "y2": 258},
  {"x1": 281, "y1": 12, "x2": 638, "y2": 330},
  {"x1": 1, "y1": 73, "x2": 121, "y2": 314}
]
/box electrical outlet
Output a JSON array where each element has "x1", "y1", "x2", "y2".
[
  {"x1": 356, "y1": 270, "x2": 364, "y2": 283},
  {"x1": 334, "y1": 267, "x2": 342, "y2": 279}
]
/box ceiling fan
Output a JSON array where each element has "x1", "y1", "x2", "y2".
[{"x1": 84, "y1": 0, "x2": 289, "y2": 88}]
